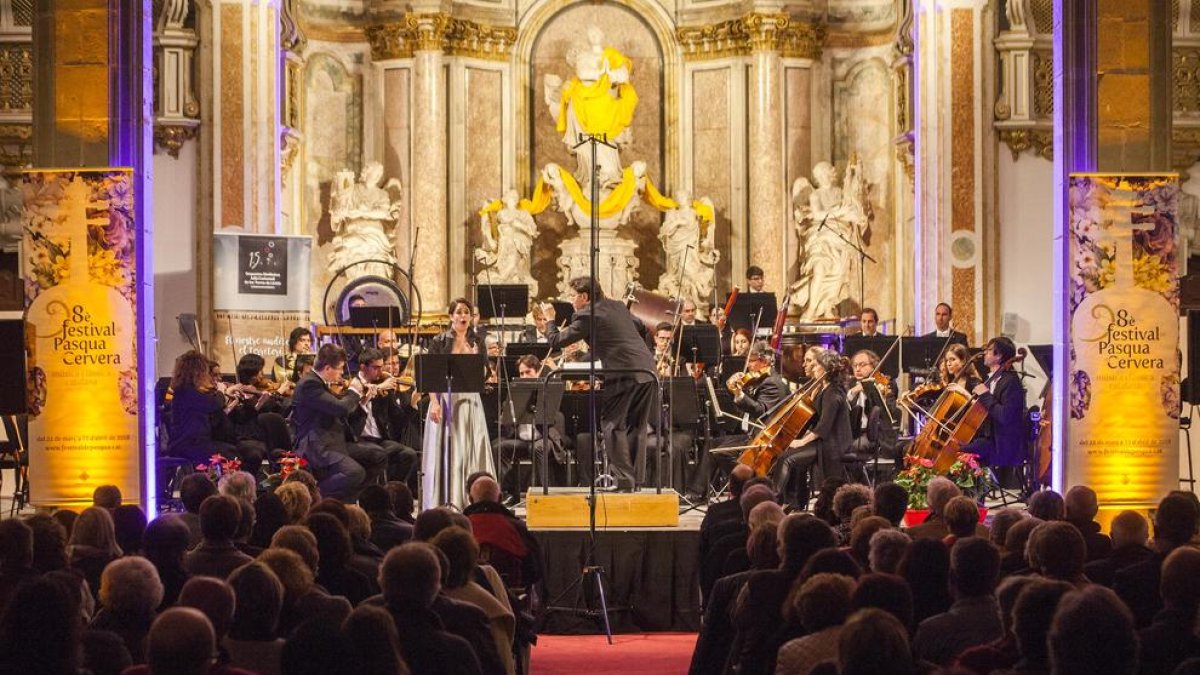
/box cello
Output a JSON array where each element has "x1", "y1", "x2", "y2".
[
  {"x1": 736, "y1": 376, "x2": 822, "y2": 477},
  {"x1": 908, "y1": 348, "x2": 1027, "y2": 472}
]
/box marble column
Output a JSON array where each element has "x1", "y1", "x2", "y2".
[
  {"x1": 411, "y1": 44, "x2": 449, "y2": 311},
  {"x1": 747, "y1": 43, "x2": 786, "y2": 294}
]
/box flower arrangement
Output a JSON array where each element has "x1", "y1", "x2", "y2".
[
  {"x1": 262, "y1": 451, "x2": 309, "y2": 490},
  {"x1": 195, "y1": 454, "x2": 242, "y2": 484},
  {"x1": 893, "y1": 451, "x2": 993, "y2": 509}
]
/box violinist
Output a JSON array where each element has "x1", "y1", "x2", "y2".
[
  {"x1": 964, "y1": 336, "x2": 1028, "y2": 471},
  {"x1": 846, "y1": 350, "x2": 899, "y2": 459},
  {"x1": 227, "y1": 353, "x2": 294, "y2": 466},
  {"x1": 167, "y1": 350, "x2": 266, "y2": 478},
  {"x1": 685, "y1": 341, "x2": 789, "y2": 500},
  {"x1": 348, "y1": 347, "x2": 420, "y2": 487},
  {"x1": 773, "y1": 347, "x2": 852, "y2": 510},
  {"x1": 731, "y1": 328, "x2": 752, "y2": 357},
  {"x1": 273, "y1": 327, "x2": 314, "y2": 382},
  {"x1": 653, "y1": 322, "x2": 675, "y2": 376}
]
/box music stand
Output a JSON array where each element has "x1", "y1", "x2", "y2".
[
  {"x1": 720, "y1": 356, "x2": 747, "y2": 377},
  {"x1": 414, "y1": 353, "x2": 488, "y2": 507},
  {"x1": 550, "y1": 301, "x2": 575, "y2": 326},
  {"x1": 679, "y1": 324, "x2": 722, "y2": 369},
  {"x1": 504, "y1": 343, "x2": 551, "y2": 358},
  {"x1": 842, "y1": 335, "x2": 901, "y2": 380},
  {"x1": 899, "y1": 336, "x2": 950, "y2": 377},
  {"x1": 726, "y1": 292, "x2": 777, "y2": 333},
  {"x1": 477, "y1": 284, "x2": 529, "y2": 323},
  {"x1": 348, "y1": 305, "x2": 404, "y2": 329}
]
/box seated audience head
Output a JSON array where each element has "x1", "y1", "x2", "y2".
[
  {"x1": 52, "y1": 509, "x2": 78, "y2": 538},
  {"x1": 1049, "y1": 586, "x2": 1137, "y2": 675},
  {"x1": 872, "y1": 482, "x2": 908, "y2": 527},
  {"x1": 469, "y1": 475, "x2": 503, "y2": 505},
  {"x1": 306, "y1": 512, "x2": 352, "y2": 572},
  {"x1": 1027, "y1": 521, "x2": 1086, "y2": 581},
  {"x1": 838, "y1": 608, "x2": 916, "y2": 675},
  {"x1": 179, "y1": 473, "x2": 218, "y2": 515},
  {"x1": 950, "y1": 537, "x2": 1001, "y2": 598},
  {"x1": 276, "y1": 481, "x2": 313, "y2": 524},
  {"x1": 867, "y1": 528, "x2": 910, "y2": 574},
  {"x1": 413, "y1": 506, "x2": 457, "y2": 542},
  {"x1": 849, "y1": 516, "x2": 892, "y2": 565},
  {"x1": 995, "y1": 575, "x2": 1037, "y2": 634},
  {"x1": 1012, "y1": 579, "x2": 1073, "y2": 667},
  {"x1": 800, "y1": 548, "x2": 863, "y2": 581},
  {"x1": 926, "y1": 477, "x2": 961, "y2": 517},
  {"x1": 281, "y1": 617, "x2": 362, "y2": 675},
  {"x1": 177, "y1": 576, "x2": 235, "y2": 641},
  {"x1": 1003, "y1": 517, "x2": 1045, "y2": 567},
  {"x1": 464, "y1": 471, "x2": 494, "y2": 497},
  {"x1": 1152, "y1": 491, "x2": 1200, "y2": 550},
  {"x1": 777, "y1": 513, "x2": 837, "y2": 571},
  {"x1": 1160, "y1": 546, "x2": 1200, "y2": 612},
  {"x1": 69, "y1": 506, "x2": 122, "y2": 558},
  {"x1": 344, "y1": 505, "x2": 372, "y2": 542},
  {"x1": 944, "y1": 496, "x2": 981, "y2": 538},
  {"x1": 283, "y1": 468, "x2": 322, "y2": 504},
  {"x1": 24, "y1": 513, "x2": 68, "y2": 572},
  {"x1": 729, "y1": 464, "x2": 754, "y2": 498},
  {"x1": 386, "y1": 482, "x2": 415, "y2": 520},
  {"x1": 898, "y1": 538, "x2": 951, "y2": 596},
  {"x1": 785, "y1": 572, "x2": 855, "y2": 632},
  {"x1": 1027, "y1": 489, "x2": 1065, "y2": 521},
  {"x1": 81, "y1": 627, "x2": 133, "y2": 675},
  {"x1": 746, "y1": 524, "x2": 781, "y2": 570},
  {"x1": 1064, "y1": 485, "x2": 1100, "y2": 523},
  {"x1": 143, "y1": 515, "x2": 191, "y2": 565},
  {"x1": 747, "y1": 499, "x2": 785, "y2": 532},
  {"x1": 0, "y1": 575, "x2": 81, "y2": 674},
  {"x1": 228, "y1": 561, "x2": 285, "y2": 640},
  {"x1": 813, "y1": 477, "x2": 849, "y2": 525},
  {"x1": 0, "y1": 518, "x2": 32, "y2": 570},
  {"x1": 145, "y1": 607, "x2": 216, "y2": 675},
  {"x1": 93, "y1": 485, "x2": 123, "y2": 510},
  {"x1": 379, "y1": 543, "x2": 442, "y2": 609},
  {"x1": 852, "y1": 572, "x2": 915, "y2": 632},
  {"x1": 199, "y1": 494, "x2": 242, "y2": 542},
  {"x1": 257, "y1": 547, "x2": 316, "y2": 602},
  {"x1": 100, "y1": 556, "x2": 164, "y2": 618},
  {"x1": 358, "y1": 484, "x2": 394, "y2": 514},
  {"x1": 739, "y1": 484, "x2": 777, "y2": 522},
  {"x1": 1109, "y1": 510, "x2": 1149, "y2": 549},
  {"x1": 309, "y1": 497, "x2": 351, "y2": 528},
  {"x1": 341, "y1": 605, "x2": 407, "y2": 675},
  {"x1": 271, "y1": 524, "x2": 320, "y2": 573},
  {"x1": 988, "y1": 508, "x2": 1025, "y2": 550},
  {"x1": 218, "y1": 470, "x2": 258, "y2": 503},
  {"x1": 833, "y1": 484, "x2": 873, "y2": 524},
  {"x1": 112, "y1": 504, "x2": 147, "y2": 556},
  {"x1": 251, "y1": 491, "x2": 289, "y2": 547},
  {"x1": 430, "y1": 526, "x2": 479, "y2": 589}
]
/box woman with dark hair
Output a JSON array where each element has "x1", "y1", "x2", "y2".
[
  {"x1": 420, "y1": 297, "x2": 496, "y2": 509},
  {"x1": 274, "y1": 327, "x2": 314, "y2": 381},
  {"x1": 772, "y1": 347, "x2": 853, "y2": 510},
  {"x1": 166, "y1": 350, "x2": 266, "y2": 477},
  {"x1": 68, "y1": 507, "x2": 122, "y2": 602},
  {"x1": 898, "y1": 538, "x2": 953, "y2": 625},
  {"x1": 0, "y1": 576, "x2": 82, "y2": 675},
  {"x1": 939, "y1": 343, "x2": 981, "y2": 390}
]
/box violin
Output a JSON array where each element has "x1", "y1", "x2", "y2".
[
  {"x1": 859, "y1": 371, "x2": 892, "y2": 399},
  {"x1": 727, "y1": 364, "x2": 769, "y2": 395}
]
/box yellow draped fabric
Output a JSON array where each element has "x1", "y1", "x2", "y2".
[
  {"x1": 642, "y1": 179, "x2": 715, "y2": 223},
  {"x1": 556, "y1": 76, "x2": 639, "y2": 139},
  {"x1": 477, "y1": 183, "x2": 555, "y2": 218}
]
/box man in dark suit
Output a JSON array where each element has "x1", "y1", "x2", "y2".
[
  {"x1": 686, "y1": 341, "x2": 790, "y2": 499},
  {"x1": 964, "y1": 336, "x2": 1027, "y2": 469},
  {"x1": 348, "y1": 348, "x2": 419, "y2": 485},
  {"x1": 547, "y1": 276, "x2": 657, "y2": 492},
  {"x1": 518, "y1": 302, "x2": 554, "y2": 344},
  {"x1": 292, "y1": 344, "x2": 387, "y2": 501},
  {"x1": 846, "y1": 349, "x2": 899, "y2": 460},
  {"x1": 849, "y1": 307, "x2": 882, "y2": 337},
  {"x1": 924, "y1": 302, "x2": 969, "y2": 345}
]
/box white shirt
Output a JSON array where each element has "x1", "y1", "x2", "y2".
[{"x1": 357, "y1": 374, "x2": 382, "y2": 439}]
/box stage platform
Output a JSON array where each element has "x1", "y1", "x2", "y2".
[
  {"x1": 525, "y1": 487, "x2": 682, "y2": 528},
  {"x1": 526, "y1": 496, "x2": 705, "y2": 635}
]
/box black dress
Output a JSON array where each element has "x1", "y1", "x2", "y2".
[{"x1": 771, "y1": 381, "x2": 851, "y2": 509}]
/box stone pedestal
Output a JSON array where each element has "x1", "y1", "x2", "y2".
[{"x1": 557, "y1": 231, "x2": 640, "y2": 300}]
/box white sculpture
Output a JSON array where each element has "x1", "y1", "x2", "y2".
[
  {"x1": 328, "y1": 162, "x2": 403, "y2": 279},
  {"x1": 656, "y1": 190, "x2": 719, "y2": 316},
  {"x1": 475, "y1": 189, "x2": 538, "y2": 287},
  {"x1": 788, "y1": 157, "x2": 873, "y2": 320},
  {"x1": 543, "y1": 26, "x2": 637, "y2": 193}
]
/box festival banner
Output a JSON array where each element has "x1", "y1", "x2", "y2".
[
  {"x1": 1067, "y1": 174, "x2": 1180, "y2": 511},
  {"x1": 21, "y1": 170, "x2": 141, "y2": 507},
  {"x1": 212, "y1": 233, "x2": 312, "y2": 372}
]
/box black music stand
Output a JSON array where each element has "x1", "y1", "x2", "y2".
[
  {"x1": 477, "y1": 284, "x2": 529, "y2": 323},
  {"x1": 842, "y1": 335, "x2": 901, "y2": 380},
  {"x1": 349, "y1": 305, "x2": 403, "y2": 329},
  {"x1": 726, "y1": 292, "x2": 777, "y2": 333},
  {"x1": 900, "y1": 336, "x2": 950, "y2": 378},
  {"x1": 505, "y1": 343, "x2": 551, "y2": 358},
  {"x1": 550, "y1": 300, "x2": 575, "y2": 326},
  {"x1": 679, "y1": 324, "x2": 722, "y2": 372},
  {"x1": 415, "y1": 353, "x2": 488, "y2": 507},
  {"x1": 719, "y1": 356, "x2": 747, "y2": 377},
  {"x1": 503, "y1": 379, "x2": 566, "y2": 496}
]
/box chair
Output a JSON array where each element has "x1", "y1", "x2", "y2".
[{"x1": 0, "y1": 414, "x2": 29, "y2": 516}]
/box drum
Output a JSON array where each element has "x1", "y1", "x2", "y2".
[{"x1": 624, "y1": 284, "x2": 677, "y2": 329}]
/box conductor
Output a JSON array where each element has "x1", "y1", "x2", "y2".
[{"x1": 548, "y1": 276, "x2": 656, "y2": 492}]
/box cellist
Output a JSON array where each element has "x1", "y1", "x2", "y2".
[
  {"x1": 964, "y1": 336, "x2": 1028, "y2": 476},
  {"x1": 772, "y1": 346, "x2": 852, "y2": 510}
]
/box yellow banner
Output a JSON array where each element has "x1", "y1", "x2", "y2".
[{"x1": 22, "y1": 170, "x2": 141, "y2": 507}]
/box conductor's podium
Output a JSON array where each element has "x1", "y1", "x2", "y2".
[{"x1": 524, "y1": 487, "x2": 680, "y2": 528}]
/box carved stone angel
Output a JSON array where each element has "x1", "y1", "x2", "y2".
[
  {"x1": 657, "y1": 190, "x2": 719, "y2": 314},
  {"x1": 788, "y1": 157, "x2": 872, "y2": 320},
  {"x1": 474, "y1": 189, "x2": 538, "y2": 287},
  {"x1": 327, "y1": 161, "x2": 403, "y2": 279}
]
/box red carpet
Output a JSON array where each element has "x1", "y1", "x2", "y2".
[{"x1": 531, "y1": 632, "x2": 698, "y2": 674}]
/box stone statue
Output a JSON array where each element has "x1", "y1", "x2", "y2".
[
  {"x1": 475, "y1": 189, "x2": 538, "y2": 288},
  {"x1": 788, "y1": 157, "x2": 872, "y2": 320},
  {"x1": 656, "y1": 190, "x2": 719, "y2": 316},
  {"x1": 543, "y1": 26, "x2": 637, "y2": 193},
  {"x1": 328, "y1": 161, "x2": 403, "y2": 279}
]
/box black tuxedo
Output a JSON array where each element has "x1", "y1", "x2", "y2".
[
  {"x1": 348, "y1": 389, "x2": 420, "y2": 484},
  {"x1": 923, "y1": 329, "x2": 970, "y2": 346},
  {"x1": 847, "y1": 381, "x2": 900, "y2": 459},
  {"x1": 292, "y1": 372, "x2": 385, "y2": 500},
  {"x1": 964, "y1": 369, "x2": 1028, "y2": 466},
  {"x1": 548, "y1": 297, "x2": 657, "y2": 489}
]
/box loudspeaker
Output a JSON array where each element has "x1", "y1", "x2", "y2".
[{"x1": 0, "y1": 320, "x2": 24, "y2": 415}]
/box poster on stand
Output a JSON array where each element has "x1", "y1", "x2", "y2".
[
  {"x1": 21, "y1": 169, "x2": 141, "y2": 507},
  {"x1": 1066, "y1": 174, "x2": 1180, "y2": 511}
]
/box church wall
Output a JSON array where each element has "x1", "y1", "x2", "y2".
[
  {"x1": 378, "y1": 65, "x2": 413, "y2": 274},
  {"x1": 153, "y1": 143, "x2": 200, "y2": 375},
  {"x1": 996, "y1": 151, "x2": 1053, "y2": 343},
  {"x1": 453, "y1": 61, "x2": 509, "y2": 296}
]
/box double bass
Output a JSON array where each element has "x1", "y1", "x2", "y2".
[
  {"x1": 737, "y1": 376, "x2": 822, "y2": 476},
  {"x1": 908, "y1": 348, "x2": 1027, "y2": 472}
]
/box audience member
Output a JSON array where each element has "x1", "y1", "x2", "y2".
[
  {"x1": 1026, "y1": 521, "x2": 1088, "y2": 586},
  {"x1": 341, "y1": 605, "x2": 411, "y2": 675},
  {"x1": 283, "y1": 469, "x2": 322, "y2": 505},
  {"x1": 850, "y1": 573, "x2": 914, "y2": 634},
  {"x1": 1027, "y1": 489, "x2": 1064, "y2": 521},
  {"x1": 178, "y1": 473, "x2": 218, "y2": 547},
  {"x1": 1084, "y1": 510, "x2": 1151, "y2": 587},
  {"x1": 835, "y1": 608, "x2": 917, "y2": 675},
  {"x1": 218, "y1": 470, "x2": 258, "y2": 503},
  {"x1": 1136, "y1": 547, "x2": 1200, "y2": 675},
  {"x1": 872, "y1": 481, "x2": 908, "y2": 527},
  {"x1": 0, "y1": 576, "x2": 82, "y2": 675},
  {"x1": 867, "y1": 528, "x2": 910, "y2": 574},
  {"x1": 142, "y1": 515, "x2": 191, "y2": 610},
  {"x1": 988, "y1": 508, "x2": 1025, "y2": 551},
  {"x1": 1049, "y1": 585, "x2": 1138, "y2": 675},
  {"x1": 276, "y1": 481, "x2": 313, "y2": 525},
  {"x1": 111, "y1": 505, "x2": 147, "y2": 557},
  {"x1": 913, "y1": 538, "x2": 1003, "y2": 665},
  {"x1": 1114, "y1": 492, "x2": 1200, "y2": 627},
  {"x1": 139, "y1": 607, "x2": 224, "y2": 675},
  {"x1": 799, "y1": 547, "x2": 863, "y2": 582},
  {"x1": 90, "y1": 556, "x2": 163, "y2": 663},
  {"x1": 25, "y1": 513, "x2": 69, "y2": 574},
  {"x1": 386, "y1": 481, "x2": 417, "y2": 524},
  {"x1": 225, "y1": 562, "x2": 286, "y2": 675},
  {"x1": 0, "y1": 518, "x2": 36, "y2": 616},
  {"x1": 176, "y1": 576, "x2": 236, "y2": 661},
  {"x1": 944, "y1": 496, "x2": 985, "y2": 546},
  {"x1": 463, "y1": 476, "x2": 542, "y2": 591},
  {"x1": 701, "y1": 484, "x2": 775, "y2": 602},
  {"x1": 279, "y1": 616, "x2": 361, "y2": 675},
  {"x1": 775, "y1": 573, "x2": 856, "y2": 675},
  {"x1": 1002, "y1": 578, "x2": 1073, "y2": 675},
  {"x1": 250, "y1": 491, "x2": 289, "y2": 550},
  {"x1": 80, "y1": 628, "x2": 132, "y2": 675},
  {"x1": 1001, "y1": 516, "x2": 1044, "y2": 576},
  {"x1": 359, "y1": 484, "x2": 413, "y2": 552},
  {"x1": 812, "y1": 477, "x2": 849, "y2": 527},
  {"x1": 899, "y1": 538, "x2": 952, "y2": 624},
  {"x1": 699, "y1": 464, "x2": 754, "y2": 533},
  {"x1": 831, "y1": 484, "x2": 872, "y2": 544},
  {"x1": 257, "y1": 547, "x2": 351, "y2": 637},
  {"x1": 906, "y1": 477, "x2": 963, "y2": 540},
  {"x1": 52, "y1": 509, "x2": 79, "y2": 540},
  {"x1": 306, "y1": 512, "x2": 377, "y2": 605},
  {"x1": 68, "y1": 506, "x2": 123, "y2": 601},
  {"x1": 93, "y1": 485, "x2": 123, "y2": 510},
  {"x1": 183, "y1": 495, "x2": 253, "y2": 578},
  {"x1": 954, "y1": 575, "x2": 1036, "y2": 675},
  {"x1": 431, "y1": 526, "x2": 516, "y2": 675},
  {"x1": 1063, "y1": 485, "x2": 1112, "y2": 563},
  {"x1": 271, "y1": 524, "x2": 320, "y2": 574}
]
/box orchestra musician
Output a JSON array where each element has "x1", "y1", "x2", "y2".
[
  {"x1": 850, "y1": 308, "x2": 882, "y2": 337},
  {"x1": 772, "y1": 346, "x2": 852, "y2": 511},
  {"x1": 745, "y1": 265, "x2": 767, "y2": 293},
  {"x1": 291, "y1": 344, "x2": 388, "y2": 502},
  {"x1": 924, "y1": 302, "x2": 969, "y2": 345},
  {"x1": 381, "y1": 347, "x2": 425, "y2": 483},
  {"x1": 685, "y1": 340, "x2": 788, "y2": 500},
  {"x1": 348, "y1": 347, "x2": 420, "y2": 486},
  {"x1": 653, "y1": 322, "x2": 675, "y2": 376},
  {"x1": 547, "y1": 276, "x2": 657, "y2": 493},
  {"x1": 940, "y1": 343, "x2": 982, "y2": 390},
  {"x1": 964, "y1": 336, "x2": 1028, "y2": 476},
  {"x1": 679, "y1": 299, "x2": 699, "y2": 327},
  {"x1": 273, "y1": 327, "x2": 314, "y2": 381},
  {"x1": 167, "y1": 350, "x2": 268, "y2": 477},
  {"x1": 495, "y1": 354, "x2": 568, "y2": 501},
  {"x1": 731, "y1": 328, "x2": 752, "y2": 357},
  {"x1": 846, "y1": 349, "x2": 900, "y2": 460},
  {"x1": 520, "y1": 302, "x2": 554, "y2": 344},
  {"x1": 227, "y1": 353, "x2": 295, "y2": 467}
]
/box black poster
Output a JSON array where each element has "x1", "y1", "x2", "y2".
[{"x1": 238, "y1": 236, "x2": 288, "y2": 295}]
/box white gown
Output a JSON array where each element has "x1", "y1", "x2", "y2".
[{"x1": 421, "y1": 391, "x2": 495, "y2": 510}]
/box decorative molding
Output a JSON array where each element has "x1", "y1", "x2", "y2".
[
  {"x1": 998, "y1": 128, "x2": 1053, "y2": 161},
  {"x1": 1175, "y1": 47, "x2": 1200, "y2": 115},
  {"x1": 1032, "y1": 50, "x2": 1053, "y2": 117},
  {"x1": 280, "y1": 128, "x2": 302, "y2": 180},
  {"x1": 366, "y1": 14, "x2": 516, "y2": 61},
  {"x1": 280, "y1": 0, "x2": 306, "y2": 52},
  {"x1": 153, "y1": 123, "x2": 198, "y2": 158},
  {"x1": 0, "y1": 44, "x2": 31, "y2": 113},
  {"x1": 1173, "y1": 127, "x2": 1200, "y2": 171},
  {"x1": 677, "y1": 13, "x2": 825, "y2": 62}
]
